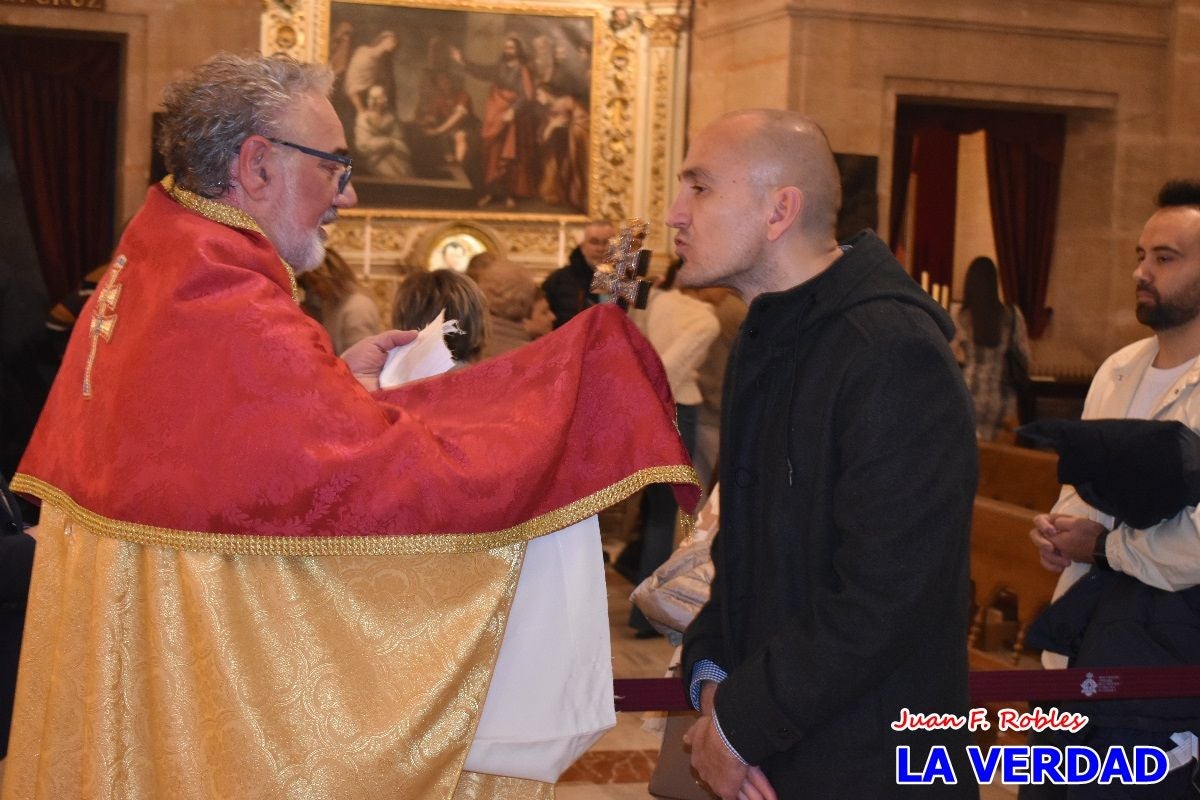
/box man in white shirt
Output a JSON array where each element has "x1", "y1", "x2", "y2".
[{"x1": 1028, "y1": 179, "x2": 1200, "y2": 799}]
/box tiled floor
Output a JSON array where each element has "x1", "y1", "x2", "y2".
[{"x1": 557, "y1": 534, "x2": 1020, "y2": 799}]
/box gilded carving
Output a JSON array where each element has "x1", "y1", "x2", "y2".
[
  {"x1": 261, "y1": 1, "x2": 307, "y2": 60},
  {"x1": 371, "y1": 222, "x2": 425, "y2": 257},
  {"x1": 647, "y1": 56, "x2": 671, "y2": 243},
  {"x1": 640, "y1": 12, "x2": 686, "y2": 48},
  {"x1": 593, "y1": 35, "x2": 635, "y2": 222},
  {"x1": 503, "y1": 226, "x2": 565, "y2": 258},
  {"x1": 324, "y1": 224, "x2": 361, "y2": 252}
]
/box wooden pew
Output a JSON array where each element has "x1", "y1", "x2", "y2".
[
  {"x1": 977, "y1": 441, "x2": 1061, "y2": 511},
  {"x1": 968, "y1": 495, "x2": 1061, "y2": 668}
]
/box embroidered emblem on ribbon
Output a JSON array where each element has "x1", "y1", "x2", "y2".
[{"x1": 83, "y1": 255, "x2": 127, "y2": 398}]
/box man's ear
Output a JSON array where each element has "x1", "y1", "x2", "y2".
[
  {"x1": 234, "y1": 136, "x2": 273, "y2": 201},
  {"x1": 766, "y1": 186, "x2": 803, "y2": 242}
]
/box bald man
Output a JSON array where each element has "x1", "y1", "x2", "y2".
[{"x1": 674, "y1": 110, "x2": 979, "y2": 799}]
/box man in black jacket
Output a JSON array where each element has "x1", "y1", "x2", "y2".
[
  {"x1": 673, "y1": 109, "x2": 978, "y2": 799},
  {"x1": 542, "y1": 219, "x2": 613, "y2": 328}
]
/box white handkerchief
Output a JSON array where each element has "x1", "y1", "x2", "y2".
[{"x1": 378, "y1": 310, "x2": 458, "y2": 389}]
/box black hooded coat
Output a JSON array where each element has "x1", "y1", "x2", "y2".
[{"x1": 683, "y1": 230, "x2": 979, "y2": 798}]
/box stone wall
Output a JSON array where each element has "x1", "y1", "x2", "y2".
[{"x1": 688, "y1": 0, "x2": 1191, "y2": 374}]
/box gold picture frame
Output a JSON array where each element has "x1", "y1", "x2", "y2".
[
  {"x1": 317, "y1": 0, "x2": 602, "y2": 221},
  {"x1": 424, "y1": 222, "x2": 501, "y2": 270}
]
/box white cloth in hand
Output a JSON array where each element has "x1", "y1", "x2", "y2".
[{"x1": 378, "y1": 311, "x2": 459, "y2": 389}]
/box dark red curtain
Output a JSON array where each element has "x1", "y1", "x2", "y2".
[
  {"x1": 909, "y1": 127, "x2": 959, "y2": 288},
  {"x1": 0, "y1": 32, "x2": 120, "y2": 303},
  {"x1": 889, "y1": 103, "x2": 1064, "y2": 338},
  {"x1": 984, "y1": 113, "x2": 1065, "y2": 338}
]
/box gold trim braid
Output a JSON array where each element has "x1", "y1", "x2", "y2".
[
  {"x1": 11, "y1": 466, "x2": 698, "y2": 556},
  {"x1": 161, "y1": 175, "x2": 300, "y2": 303},
  {"x1": 452, "y1": 771, "x2": 555, "y2": 800}
]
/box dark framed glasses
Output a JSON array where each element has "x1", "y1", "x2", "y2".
[{"x1": 266, "y1": 137, "x2": 353, "y2": 194}]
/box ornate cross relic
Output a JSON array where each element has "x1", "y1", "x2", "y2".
[
  {"x1": 83, "y1": 255, "x2": 127, "y2": 398},
  {"x1": 590, "y1": 219, "x2": 652, "y2": 310}
]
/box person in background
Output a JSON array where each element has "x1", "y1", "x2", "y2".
[
  {"x1": 523, "y1": 287, "x2": 555, "y2": 340},
  {"x1": 392, "y1": 268, "x2": 488, "y2": 366},
  {"x1": 476, "y1": 260, "x2": 539, "y2": 359},
  {"x1": 952, "y1": 255, "x2": 1032, "y2": 440},
  {"x1": 542, "y1": 219, "x2": 614, "y2": 328},
  {"x1": 0, "y1": 475, "x2": 34, "y2": 768},
  {"x1": 1026, "y1": 179, "x2": 1200, "y2": 800},
  {"x1": 692, "y1": 286, "x2": 747, "y2": 497},
  {"x1": 465, "y1": 249, "x2": 497, "y2": 281},
  {"x1": 300, "y1": 248, "x2": 381, "y2": 355},
  {"x1": 626, "y1": 260, "x2": 719, "y2": 638}
]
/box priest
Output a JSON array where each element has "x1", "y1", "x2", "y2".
[{"x1": 4, "y1": 53, "x2": 697, "y2": 800}]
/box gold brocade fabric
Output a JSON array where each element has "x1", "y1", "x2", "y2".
[{"x1": 2, "y1": 503, "x2": 537, "y2": 800}]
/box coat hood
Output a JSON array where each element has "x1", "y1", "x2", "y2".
[{"x1": 759, "y1": 230, "x2": 956, "y2": 343}]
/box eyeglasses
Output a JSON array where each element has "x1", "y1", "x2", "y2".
[{"x1": 266, "y1": 137, "x2": 353, "y2": 194}]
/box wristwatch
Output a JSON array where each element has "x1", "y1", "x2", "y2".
[{"x1": 1092, "y1": 528, "x2": 1113, "y2": 571}]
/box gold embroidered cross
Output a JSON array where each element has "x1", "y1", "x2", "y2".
[
  {"x1": 83, "y1": 255, "x2": 127, "y2": 398},
  {"x1": 590, "y1": 218, "x2": 652, "y2": 310}
]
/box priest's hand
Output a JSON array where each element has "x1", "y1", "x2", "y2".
[{"x1": 343, "y1": 329, "x2": 418, "y2": 392}]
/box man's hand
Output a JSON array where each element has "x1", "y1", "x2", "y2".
[
  {"x1": 738, "y1": 767, "x2": 777, "y2": 800},
  {"x1": 1029, "y1": 513, "x2": 1106, "y2": 568},
  {"x1": 683, "y1": 716, "x2": 748, "y2": 800},
  {"x1": 1029, "y1": 513, "x2": 1072, "y2": 572},
  {"x1": 341, "y1": 329, "x2": 418, "y2": 392},
  {"x1": 684, "y1": 682, "x2": 777, "y2": 800},
  {"x1": 1046, "y1": 514, "x2": 1106, "y2": 563}
]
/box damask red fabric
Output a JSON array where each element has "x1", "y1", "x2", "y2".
[{"x1": 16, "y1": 184, "x2": 697, "y2": 541}]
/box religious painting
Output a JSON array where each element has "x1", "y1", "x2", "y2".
[
  {"x1": 324, "y1": 0, "x2": 597, "y2": 218},
  {"x1": 425, "y1": 225, "x2": 494, "y2": 271}
]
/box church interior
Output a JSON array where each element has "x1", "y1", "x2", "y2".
[{"x1": 1, "y1": 0, "x2": 1198, "y2": 797}]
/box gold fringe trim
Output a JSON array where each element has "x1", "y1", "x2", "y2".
[
  {"x1": 11, "y1": 467, "x2": 698, "y2": 556},
  {"x1": 161, "y1": 175, "x2": 300, "y2": 304},
  {"x1": 452, "y1": 771, "x2": 555, "y2": 800}
]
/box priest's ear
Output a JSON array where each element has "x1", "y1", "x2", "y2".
[
  {"x1": 765, "y1": 185, "x2": 803, "y2": 242},
  {"x1": 232, "y1": 135, "x2": 274, "y2": 201}
]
